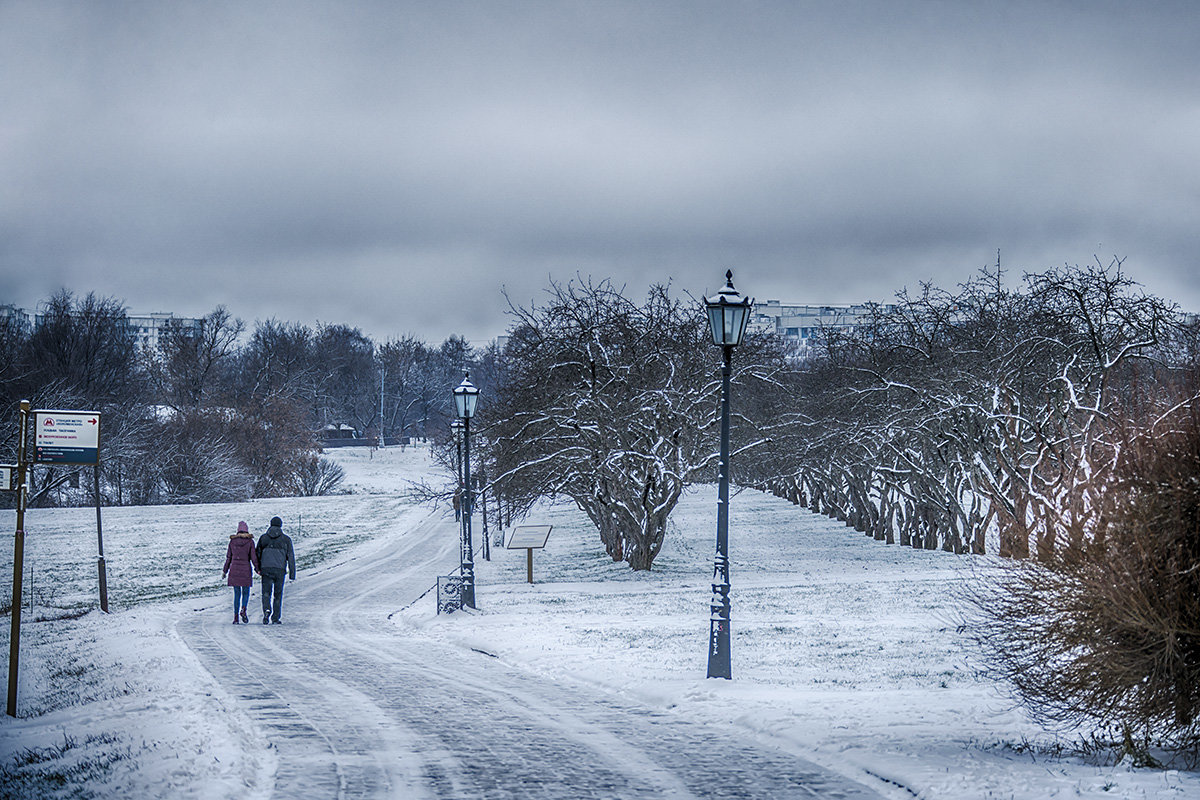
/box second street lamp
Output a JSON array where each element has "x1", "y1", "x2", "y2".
[
  {"x1": 453, "y1": 373, "x2": 480, "y2": 609},
  {"x1": 704, "y1": 269, "x2": 753, "y2": 680}
]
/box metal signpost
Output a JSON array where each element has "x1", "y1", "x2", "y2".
[
  {"x1": 34, "y1": 410, "x2": 100, "y2": 465},
  {"x1": 505, "y1": 525, "x2": 553, "y2": 584},
  {"x1": 8, "y1": 406, "x2": 111, "y2": 717},
  {"x1": 32, "y1": 410, "x2": 107, "y2": 612}
]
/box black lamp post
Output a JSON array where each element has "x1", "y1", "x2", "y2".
[
  {"x1": 453, "y1": 372, "x2": 480, "y2": 609},
  {"x1": 450, "y1": 419, "x2": 464, "y2": 522},
  {"x1": 704, "y1": 269, "x2": 753, "y2": 680}
]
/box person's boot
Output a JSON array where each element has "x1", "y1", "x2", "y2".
[
  {"x1": 233, "y1": 613, "x2": 239, "y2": 625},
  {"x1": 263, "y1": 614, "x2": 270, "y2": 625},
  {"x1": 240, "y1": 609, "x2": 249, "y2": 623}
]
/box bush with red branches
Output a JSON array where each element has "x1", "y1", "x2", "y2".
[{"x1": 971, "y1": 384, "x2": 1200, "y2": 754}]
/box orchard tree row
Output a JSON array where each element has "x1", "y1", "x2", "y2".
[
  {"x1": 738, "y1": 258, "x2": 1199, "y2": 748},
  {"x1": 474, "y1": 260, "x2": 1199, "y2": 747},
  {"x1": 746, "y1": 258, "x2": 1198, "y2": 562},
  {"x1": 0, "y1": 289, "x2": 498, "y2": 507},
  {"x1": 474, "y1": 261, "x2": 1198, "y2": 572}
]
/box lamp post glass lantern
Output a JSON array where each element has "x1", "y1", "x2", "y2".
[
  {"x1": 453, "y1": 373, "x2": 479, "y2": 609},
  {"x1": 453, "y1": 373, "x2": 479, "y2": 419},
  {"x1": 703, "y1": 270, "x2": 752, "y2": 680},
  {"x1": 706, "y1": 269, "x2": 753, "y2": 347}
]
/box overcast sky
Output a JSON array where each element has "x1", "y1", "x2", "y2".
[{"x1": 2, "y1": 0, "x2": 1198, "y2": 344}]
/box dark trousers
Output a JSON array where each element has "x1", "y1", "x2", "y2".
[{"x1": 261, "y1": 571, "x2": 286, "y2": 621}]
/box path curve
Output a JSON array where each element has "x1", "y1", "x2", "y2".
[{"x1": 178, "y1": 512, "x2": 885, "y2": 799}]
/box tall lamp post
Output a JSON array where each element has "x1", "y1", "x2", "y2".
[
  {"x1": 453, "y1": 372, "x2": 480, "y2": 609},
  {"x1": 704, "y1": 269, "x2": 753, "y2": 680},
  {"x1": 451, "y1": 419, "x2": 465, "y2": 522}
]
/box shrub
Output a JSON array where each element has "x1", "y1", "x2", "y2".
[
  {"x1": 286, "y1": 455, "x2": 346, "y2": 496},
  {"x1": 969, "y1": 396, "x2": 1200, "y2": 751}
]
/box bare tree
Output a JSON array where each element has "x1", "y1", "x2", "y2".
[
  {"x1": 149, "y1": 306, "x2": 244, "y2": 410},
  {"x1": 153, "y1": 409, "x2": 255, "y2": 503},
  {"x1": 486, "y1": 279, "x2": 781, "y2": 570},
  {"x1": 312, "y1": 323, "x2": 377, "y2": 433},
  {"x1": 378, "y1": 335, "x2": 429, "y2": 441},
  {"x1": 20, "y1": 290, "x2": 143, "y2": 405},
  {"x1": 236, "y1": 319, "x2": 318, "y2": 409}
]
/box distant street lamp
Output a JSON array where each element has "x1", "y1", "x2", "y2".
[
  {"x1": 379, "y1": 366, "x2": 386, "y2": 448},
  {"x1": 704, "y1": 269, "x2": 753, "y2": 680},
  {"x1": 453, "y1": 372, "x2": 480, "y2": 609}
]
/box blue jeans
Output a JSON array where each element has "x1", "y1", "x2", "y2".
[
  {"x1": 233, "y1": 585, "x2": 250, "y2": 612},
  {"x1": 261, "y1": 572, "x2": 286, "y2": 622}
]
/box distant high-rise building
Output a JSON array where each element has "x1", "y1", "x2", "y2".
[
  {"x1": 126, "y1": 312, "x2": 201, "y2": 352},
  {"x1": 749, "y1": 299, "x2": 893, "y2": 356},
  {"x1": 20, "y1": 304, "x2": 201, "y2": 351},
  {"x1": 0, "y1": 304, "x2": 31, "y2": 328}
]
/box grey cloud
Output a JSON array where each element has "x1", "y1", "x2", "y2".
[{"x1": 3, "y1": 1, "x2": 1199, "y2": 343}]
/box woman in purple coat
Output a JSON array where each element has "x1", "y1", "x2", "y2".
[{"x1": 222, "y1": 521, "x2": 260, "y2": 624}]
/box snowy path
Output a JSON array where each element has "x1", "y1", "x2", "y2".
[{"x1": 178, "y1": 512, "x2": 883, "y2": 799}]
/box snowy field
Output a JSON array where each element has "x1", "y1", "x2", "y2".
[{"x1": 2, "y1": 445, "x2": 1198, "y2": 799}]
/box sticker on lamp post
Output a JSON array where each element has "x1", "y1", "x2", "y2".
[{"x1": 34, "y1": 411, "x2": 101, "y2": 465}]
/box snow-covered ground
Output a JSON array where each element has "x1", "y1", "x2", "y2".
[{"x1": 2, "y1": 445, "x2": 1197, "y2": 798}]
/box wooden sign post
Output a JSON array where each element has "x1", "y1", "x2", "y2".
[
  {"x1": 6, "y1": 401, "x2": 30, "y2": 718},
  {"x1": 505, "y1": 525, "x2": 553, "y2": 584}
]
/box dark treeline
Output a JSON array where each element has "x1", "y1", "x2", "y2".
[{"x1": 1, "y1": 289, "x2": 499, "y2": 507}]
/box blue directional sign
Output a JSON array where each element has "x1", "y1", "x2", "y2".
[{"x1": 34, "y1": 410, "x2": 101, "y2": 464}]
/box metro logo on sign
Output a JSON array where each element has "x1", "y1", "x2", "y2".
[{"x1": 33, "y1": 410, "x2": 102, "y2": 465}]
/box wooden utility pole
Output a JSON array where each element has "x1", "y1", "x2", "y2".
[{"x1": 7, "y1": 400, "x2": 30, "y2": 717}]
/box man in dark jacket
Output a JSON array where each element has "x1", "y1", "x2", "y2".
[{"x1": 256, "y1": 516, "x2": 296, "y2": 624}]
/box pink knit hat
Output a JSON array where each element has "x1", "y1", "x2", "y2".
[{"x1": 237, "y1": 521, "x2": 249, "y2": 533}]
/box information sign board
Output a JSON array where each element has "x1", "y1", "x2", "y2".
[
  {"x1": 0, "y1": 465, "x2": 15, "y2": 491},
  {"x1": 34, "y1": 410, "x2": 101, "y2": 464},
  {"x1": 506, "y1": 525, "x2": 553, "y2": 550}
]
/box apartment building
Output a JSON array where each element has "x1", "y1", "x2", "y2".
[
  {"x1": 749, "y1": 299, "x2": 893, "y2": 356},
  {"x1": 126, "y1": 312, "x2": 201, "y2": 351}
]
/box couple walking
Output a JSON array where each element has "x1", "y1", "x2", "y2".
[{"x1": 222, "y1": 516, "x2": 297, "y2": 625}]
